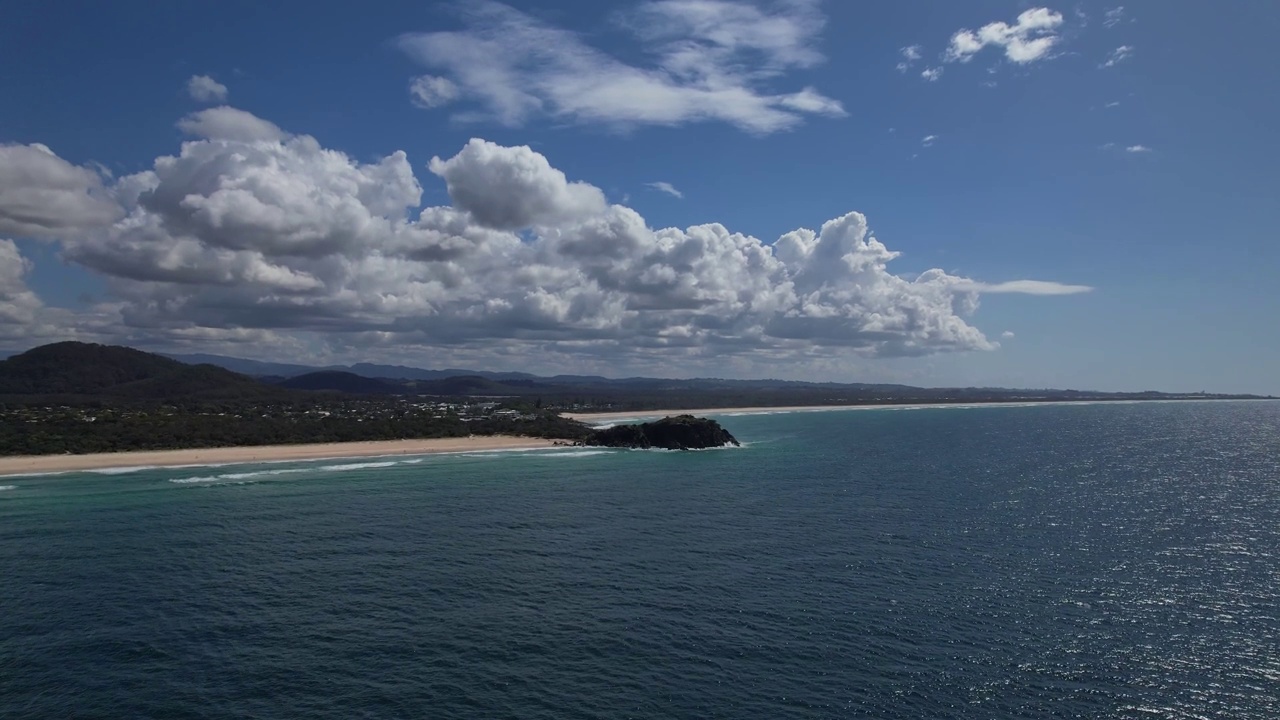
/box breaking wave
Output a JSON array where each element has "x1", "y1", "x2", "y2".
[
  {"x1": 89, "y1": 466, "x2": 167, "y2": 475},
  {"x1": 317, "y1": 461, "x2": 399, "y2": 472}
]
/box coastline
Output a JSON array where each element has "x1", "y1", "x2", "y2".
[
  {"x1": 562, "y1": 397, "x2": 1263, "y2": 422},
  {"x1": 564, "y1": 404, "x2": 865, "y2": 422},
  {"x1": 0, "y1": 435, "x2": 558, "y2": 478}
]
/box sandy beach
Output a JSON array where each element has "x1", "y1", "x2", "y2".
[{"x1": 0, "y1": 435, "x2": 558, "y2": 478}]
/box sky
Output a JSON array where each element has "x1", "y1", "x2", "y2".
[{"x1": 0, "y1": 0, "x2": 1276, "y2": 393}]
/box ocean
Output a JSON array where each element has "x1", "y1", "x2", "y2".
[{"x1": 2, "y1": 401, "x2": 1277, "y2": 719}]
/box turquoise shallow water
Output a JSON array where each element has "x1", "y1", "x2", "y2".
[{"x1": 2, "y1": 401, "x2": 1278, "y2": 718}]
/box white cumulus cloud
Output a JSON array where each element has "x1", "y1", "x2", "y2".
[
  {"x1": 0, "y1": 143, "x2": 121, "y2": 238},
  {"x1": 186, "y1": 75, "x2": 229, "y2": 103},
  {"x1": 5, "y1": 109, "x2": 1093, "y2": 368},
  {"x1": 945, "y1": 8, "x2": 1064, "y2": 65},
  {"x1": 0, "y1": 239, "x2": 41, "y2": 328},
  {"x1": 920, "y1": 67, "x2": 943, "y2": 82},
  {"x1": 177, "y1": 106, "x2": 286, "y2": 142},
  {"x1": 396, "y1": 0, "x2": 845, "y2": 133},
  {"x1": 428, "y1": 138, "x2": 608, "y2": 230},
  {"x1": 0, "y1": 239, "x2": 113, "y2": 343},
  {"x1": 1125, "y1": 145, "x2": 1152, "y2": 153}
]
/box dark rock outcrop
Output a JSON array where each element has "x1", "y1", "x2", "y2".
[{"x1": 584, "y1": 414, "x2": 739, "y2": 450}]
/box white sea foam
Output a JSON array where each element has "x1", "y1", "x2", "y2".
[
  {"x1": 221, "y1": 468, "x2": 311, "y2": 480},
  {"x1": 88, "y1": 465, "x2": 165, "y2": 475},
  {"x1": 0, "y1": 485, "x2": 16, "y2": 491},
  {"x1": 540, "y1": 450, "x2": 613, "y2": 458},
  {"x1": 167, "y1": 462, "x2": 394, "y2": 484},
  {"x1": 317, "y1": 461, "x2": 400, "y2": 472},
  {"x1": 445, "y1": 447, "x2": 562, "y2": 458},
  {"x1": 165, "y1": 449, "x2": 583, "y2": 484}
]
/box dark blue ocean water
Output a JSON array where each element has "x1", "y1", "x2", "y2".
[{"x1": 2, "y1": 401, "x2": 1278, "y2": 719}]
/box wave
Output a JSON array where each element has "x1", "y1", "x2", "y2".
[
  {"x1": 88, "y1": 465, "x2": 167, "y2": 475},
  {"x1": 167, "y1": 456, "x2": 434, "y2": 485},
  {"x1": 317, "y1": 461, "x2": 399, "y2": 472},
  {"x1": 221, "y1": 468, "x2": 311, "y2": 481},
  {"x1": 0, "y1": 485, "x2": 16, "y2": 491},
  {"x1": 168, "y1": 476, "x2": 237, "y2": 484},
  {"x1": 441, "y1": 447, "x2": 564, "y2": 459},
  {"x1": 162, "y1": 441, "x2": 687, "y2": 486},
  {"x1": 88, "y1": 462, "x2": 225, "y2": 475},
  {"x1": 167, "y1": 463, "x2": 387, "y2": 484}
]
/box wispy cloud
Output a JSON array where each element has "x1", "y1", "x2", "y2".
[
  {"x1": 921, "y1": 67, "x2": 943, "y2": 82},
  {"x1": 1103, "y1": 6, "x2": 1128, "y2": 28},
  {"x1": 959, "y1": 280, "x2": 1093, "y2": 295},
  {"x1": 1100, "y1": 45, "x2": 1134, "y2": 68},
  {"x1": 945, "y1": 8, "x2": 1064, "y2": 65},
  {"x1": 397, "y1": 0, "x2": 845, "y2": 134},
  {"x1": 646, "y1": 181, "x2": 683, "y2": 199},
  {"x1": 921, "y1": 134, "x2": 939, "y2": 146},
  {"x1": 409, "y1": 75, "x2": 460, "y2": 108},
  {"x1": 1100, "y1": 142, "x2": 1152, "y2": 154},
  {"x1": 896, "y1": 44, "x2": 922, "y2": 72},
  {"x1": 1104, "y1": 100, "x2": 1121, "y2": 108},
  {"x1": 1001, "y1": 330, "x2": 1016, "y2": 339},
  {"x1": 186, "y1": 75, "x2": 228, "y2": 103}
]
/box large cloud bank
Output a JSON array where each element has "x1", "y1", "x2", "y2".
[{"x1": 0, "y1": 107, "x2": 1088, "y2": 370}]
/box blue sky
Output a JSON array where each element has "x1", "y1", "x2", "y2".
[{"x1": 0, "y1": 0, "x2": 1276, "y2": 393}]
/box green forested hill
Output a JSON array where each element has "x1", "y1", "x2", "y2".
[
  {"x1": 0, "y1": 342, "x2": 281, "y2": 400},
  {"x1": 276, "y1": 371, "x2": 403, "y2": 395}
]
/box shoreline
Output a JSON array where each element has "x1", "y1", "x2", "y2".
[
  {"x1": 564, "y1": 404, "x2": 869, "y2": 421},
  {"x1": 562, "y1": 397, "x2": 1265, "y2": 422},
  {"x1": 0, "y1": 436, "x2": 558, "y2": 478}
]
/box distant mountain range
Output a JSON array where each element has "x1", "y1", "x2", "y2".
[
  {"x1": 162, "y1": 352, "x2": 548, "y2": 383},
  {"x1": 0, "y1": 342, "x2": 1273, "y2": 405},
  {"x1": 161, "y1": 351, "x2": 921, "y2": 391}
]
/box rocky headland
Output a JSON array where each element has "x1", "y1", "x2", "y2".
[{"x1": 583, "y1": 414, "x2": 739, "y2": 450}]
